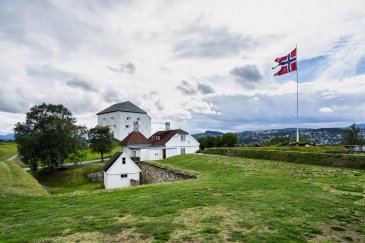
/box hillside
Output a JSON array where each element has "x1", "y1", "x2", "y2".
[
  {"x1": 1, "y1": 154, "x2": 365, "y2": 242},
  {"x1": 192, "y1": 130, "x2": 223, "y2": 139},
  {"x1": 195, "y1": 125, "x2": 365, "y2": 145},
  {"x1": 0, "y1": 143, "x2": 48, "y2": 197}
]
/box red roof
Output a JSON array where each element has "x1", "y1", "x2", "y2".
[
  {"x1": 120, "y1": 131, "x2": 149, "y2": 145},
  {"x1": 148, "y1": 129, "x2": 188, "y2": 145}
]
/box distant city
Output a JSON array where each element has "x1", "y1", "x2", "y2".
[{"x1": 193, "y1": 124, "x2": 365, "y2": 145}]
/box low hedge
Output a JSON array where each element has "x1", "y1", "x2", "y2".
[{"x1": 202, "y1": 148, "x2": 365, "y2": 169}]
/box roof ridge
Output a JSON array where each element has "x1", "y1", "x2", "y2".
[{"x1": 97, "y1": 101, "x2": 147, "y2": 115}]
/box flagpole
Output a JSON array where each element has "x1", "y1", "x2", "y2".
[{"x1": 296, "y1": 44, "x2": 299, "y2": 144}]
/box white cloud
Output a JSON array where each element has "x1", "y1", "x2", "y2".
[
  {"x1": 1, "y1": 0, "x2": 365, "y2": 134},
  {"x1": 319, "y1": 107, "x2": 334, "y2": 113}
]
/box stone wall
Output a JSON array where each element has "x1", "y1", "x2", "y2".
[
  {"x1": 87, "y1": 161, "x2": 196, "y2": 185},
  {"x1": 86, "y1": 171, "x2": 104, "y2": 182},
  {"x1": 136, "y1": 161, "x2": 195, "y2": 184}
]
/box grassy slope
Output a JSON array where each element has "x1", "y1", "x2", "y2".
[
  {"x1": 0, "y1": 143, "x2": 48, "y2": 197},
  {"x1": 33, "y1": 165, "x2": 104, "y2": 194},
  {"x1": 0, "y1": 142, "x2": 17, "y2": 161},
  {"x1": 0, "y1": 154, "x2": 364, "y2": 242}
]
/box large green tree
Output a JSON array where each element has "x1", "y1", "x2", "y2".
[
  {"x1": 14, "y1": 103, "x2": 86, "y2": 170},
  {"x1": 342, "y1": 124, "x2": 364, "y2": 145},
  {"x1": 88, "y1": 126, "x2": 114, "y2": 162},
  {"x1": 221, "y1": 132, "x2": 238, "y2": 147}
]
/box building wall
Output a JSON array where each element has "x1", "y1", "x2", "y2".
[
  {"x1": 97, "y1": 111, "x2": 151, "y2": 141},
  {"x1": 104, "y1": 153, "x2": 141, "y2": 189},
  {"x1": 166, "y1": 133, "x2": 200, "y2": 148},
  {"x1": 166, "y1": 133, "x2": 200, "y2": 155},
  {"x1": 104, "y1": 172, "x2": 140, "y2": 189}
]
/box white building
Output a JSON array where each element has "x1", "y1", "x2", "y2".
[
  {"x1": 97, "y1": 101, "x2": 151, "y2": 141},
  {"x1": 103, "y1": 152, "x2": 141, "y2": 189},
  {"x1": 121, "y1": 122, "x2": 200, "y2": 161}
]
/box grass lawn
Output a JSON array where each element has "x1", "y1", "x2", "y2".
[
  {"x1": 32, "y1": 164, "x2": 104, "y2": 194},
  {"x1": 65, "y1": 142, "x2": 121, "y2": 164},
  {"x1": 0, "y1": 142, "x2": 17, "y2": 160},
  {"x1": 1, "y1": 152, "x2": 365, "y2": 242},
  {"x1": 0, "y1": 143, "x2": 48, "y2": 197}
]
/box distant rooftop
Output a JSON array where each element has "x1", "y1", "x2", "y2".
[{"x1": 97, "y1": 101, "x2": 147, "y2": 115}]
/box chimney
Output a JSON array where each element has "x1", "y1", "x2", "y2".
[
  {"x1": 165, "y1": 122, "x2": 170, "y2": 131},
  {"x1": 133, "y1": 121, "x2": 139, "y2": 132}
]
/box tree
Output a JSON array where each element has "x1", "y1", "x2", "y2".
[
  {"x1": 14, "y1": 103, "x2": 86, "y2": 170},
  {"x1": 88, "y1": 126, "x2": 114, "y2": 162},
  {"x1": 198, "y1": 136, "x2": 217, "y2": 150},
  {"x1": 221, "y1": 132, "x2": 238, "y2": 147},
  {"x1": 342, "y1": 124, "x2": 364, "y2": 145}
]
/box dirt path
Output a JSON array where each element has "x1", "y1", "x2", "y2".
[{"x1": 6, "y1": 154, "x2": 18, "y2": 162}]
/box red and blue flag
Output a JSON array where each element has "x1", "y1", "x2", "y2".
[{"x1": 273, "y1": 48, "x2": 297, "y2": 76}]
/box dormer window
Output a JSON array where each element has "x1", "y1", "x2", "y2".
[{"x1": 156, "y1": 136, "x2": 160, "y2": 141}]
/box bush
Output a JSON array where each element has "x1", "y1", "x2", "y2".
[{"x1": 202, "y1": 148, "x2": 365, "y2": 169}]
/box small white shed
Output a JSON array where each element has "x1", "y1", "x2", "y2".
[{"x1": 103, "y1": 152, "x2": 141, "y2": 189}]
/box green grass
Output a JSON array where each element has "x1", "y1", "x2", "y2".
[
  {"x1": 238, "y1": 145, "x2": 348, "y2": 153},
  {"x1": 65, "y1": 143, "x2": 121, "y2": 164},
  {"x1": 1, "y1": 154, "x2": 365, "y2": 242},
  {"x1": 204, "y1": 147, "x2": 365, "y2": 169},
  {"x1": 32, "y1": 165, "x2": 104, "y2": 194},
  {"x1": 0, "y1": 142, "x2": 17, "y2": 160},
  {"x1": 0, "y1": 142, "x2": 48, "y2": 197}
]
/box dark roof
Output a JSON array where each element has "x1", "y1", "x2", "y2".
[
  {"x1": 97, "y1": 101, "x2": 147, "y2": 115},
  {"x1": 148, "y1": 129, "x2": 188, "y2": 145},
  {"x1": 103, "y1": 152, "x2": 122, "y2": 172},
  {"x1": 121, "y1": 132, "x2": 149, "y2": 145}
]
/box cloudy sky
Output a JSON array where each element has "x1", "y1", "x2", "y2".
[{"x1": 1, "y1": 0, "x2": 365, "y2": 134}]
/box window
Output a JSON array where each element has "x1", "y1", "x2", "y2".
[
  {"x1": 132, "y1": 151, "x2": 137, "y2": 157},
  {"x1": 111, "y1": 117, "x2": 114, "y2": 120},
  {"x1": 120, "y1": 174, "x2": 128, "y2": 178},
  {"x1": 155, "y1": 136, "x2": 160, "y2": 141},
  {"x1": 122, "y1": 158, "x2": 126, "y2": 164},
  {"x1": 126, "y1": 125, "x2": 130, "y2": 128},
  {"x1": 127, "y1": 117, "x2": 131, "y2": 120},
  {"x1": 181, "y1": 148, "x2": 186, "y2": 154},
  {"x1": 137, "y1": 117, "x2": 141, "y2": 121},
  {"x1": 181, "y1": 135, "x2": 186, "y2": 142},
  {"x1": 103, "y1": 118, "x2": 106, "y2": 121},
  {"x1": 113, "y1": 125, "x2": 116, "y2": 128}
]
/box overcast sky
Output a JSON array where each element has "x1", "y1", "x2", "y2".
[{"x1": 1, "y1": 0, "x2": 365, "y2": 134}]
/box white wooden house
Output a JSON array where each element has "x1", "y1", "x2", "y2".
[
  {"x1": 103, "y1": 152, "x2": 141, "y2": 189},
  {"x1": 121, "y1": 122, "x2": 200, "y2": 161}
]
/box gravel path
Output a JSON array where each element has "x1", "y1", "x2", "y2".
[{"x1": 6, "y1": 154, "x2": 18, "y2": 161}]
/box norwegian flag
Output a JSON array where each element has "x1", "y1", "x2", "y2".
[{"x1": 273, "y1": 48, "x2": 297, "y2": 76}]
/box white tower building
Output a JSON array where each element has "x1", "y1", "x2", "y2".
[{"x1": 97, "y1": 101, "x2": 151, "y2": 141}]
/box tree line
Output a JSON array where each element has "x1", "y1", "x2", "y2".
[
  {"x1": 198, "y1": 132, "x2": 238, "y2": 150},
  {"x1": 15, "y1": 103, "x2": 115, "y2": 170}
]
